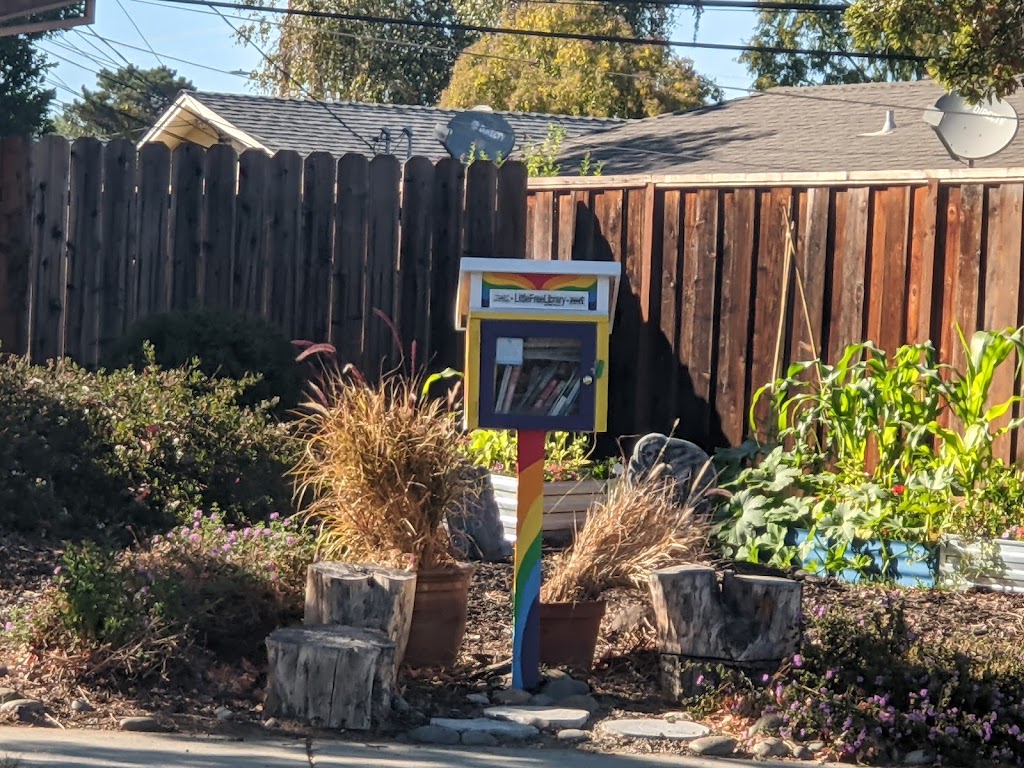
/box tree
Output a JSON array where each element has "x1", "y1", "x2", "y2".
[
  {"x1": 237, "y1": 0, "x2": 675, "y2": 106},
  {"x1": 740, "y1": 1, "x2": 926, "y2": 90},
  {"x1": 846, "y1": 0, "x2": 1024, "y2": 102},
  {"x1": 440, "y1": 3, "x2": 718, "y2": 119},
  {"x1": 56, "y1": 65, "x2": 194, "y2": 140},
  {"x1": 239, "y1": 0, "x2": 476, "y2": 105},
  {"x1": 0, "y1": 33, "x2": 55, "y2": 136}
]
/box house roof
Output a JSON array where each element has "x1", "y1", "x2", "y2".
[
  {"x1": 162, "y1": 91, "x2": 624, "y2": 159},
  {"x1": 558, "y1": 80, "x2": 1024, "y2": 176}
]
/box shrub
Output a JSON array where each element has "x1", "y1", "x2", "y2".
[
  {"x1": 0, "y1": 350, "x2": 294, "y2": 538},
  {"x1": 2, "y1": 510, "x2": 315, "y2": 682},
  {"x1": 542, "y1": 478, "x2": 714, "y2": 603},
  {"x1": 103, "y1": 309, "x2": 302, "y2": 412},
  {"x1": 714, "y1": 328, "x2": 1024, "y2": 576},
  {"x1": 685, "y1": 592, "x2": 1024, "y2": 765},
  {"x1": 292, "y1": 361, "x2": 471, "y2": 571}
]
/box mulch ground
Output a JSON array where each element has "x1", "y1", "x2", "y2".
[{"x1": 3, "y1": 533, "x2": 1024, "y2": 750}]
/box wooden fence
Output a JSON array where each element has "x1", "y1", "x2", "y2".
[
  {"x1": 526, "y1": 174, "x2": 1024, "y2": 462},
  {"x1": 0, "y1": 135, "x2": 527, "y2": 374},
  {"x1": 4, "y1": 134, "x2": 1024, "y2": 460}
]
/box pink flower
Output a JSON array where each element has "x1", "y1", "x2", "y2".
[
  {"x1": 270, "y1": 512, "x2": 280, "y2": 521},
  {"x1": 166, "y1": 532, "x2": 175, "y2": 540},
  {"x1": 53, "y1": 566, "x2": 62, "y2": 576},
  {"x1": 193, "y1": 510, "x2": 203, "y2": 520},
  {"x1": 793, "y1": 654, "x2": 804, "y2": 668},
  {"x1": 188, "y1": 533, "x2": 201, "y2": 544},
  {"x1": 286, "y1": 536, "x2": 296, "y2": 546},
  {"x1": 3, "y1": 622, "x2": 12, "y2": 631}
]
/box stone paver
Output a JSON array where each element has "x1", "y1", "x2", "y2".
[
  {"x1": 430, "y1": 716, "x2": 539, "y2": 740},
  {"x1": 484, "y1": 705, "x2": 590, "y2": 729},
  {"x1": 600, "y1": 718, "x2": 712, "y2": 741}
]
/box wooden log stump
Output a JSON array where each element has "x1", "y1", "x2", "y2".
[
  {"x1": 304, "y1": 562, "x2": 416, "y2": 664},
  {"x1": 265, "y1": 625, "x2": 394, "y2": 730},
  {"x1": 649, "y1": 564, "x2": 803, "y2": 699}
]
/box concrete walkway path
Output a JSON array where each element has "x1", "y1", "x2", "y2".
[{"x1": 0, "y1": 727, "x2": 814, "y2": 768}]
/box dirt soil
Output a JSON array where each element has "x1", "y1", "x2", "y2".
[{"x1": 3, "y1": 534, "x2": 1024, "y2": 751}]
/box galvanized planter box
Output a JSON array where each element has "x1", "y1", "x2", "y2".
[
  {"x1": 938, "y1": 537, "x2": 1024, "y2": 594},
  {"x1": 489, "y1": 473, "x2": 611, "y2": 544}
]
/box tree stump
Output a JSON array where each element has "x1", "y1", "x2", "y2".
[
  {"x1": 304, "y1": 562, "x2": 416, "y2": 664},
  {"x1": 265, "y1": 625, "x2": 394, "y2": 730},
  {"x1": 649, "y1": 565, "x2": 803, "y2": 699}
]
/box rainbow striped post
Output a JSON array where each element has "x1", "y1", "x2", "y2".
[{"x1": 512, "y1": 429, "x2": 545, "y2": 690}]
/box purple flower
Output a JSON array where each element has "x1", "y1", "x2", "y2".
[
  {"x1": 792, "y1": 654, "x2": 804, "y2": 668},
  {"x1": 3, "y1": 622, "x2": 12, "y2": 631},
  {"x1": 262, "y1": 528, "x2": 272, "y2": 537},
  {"x1": 270, "y1": 512, "x2": 280, "y2": 521},
  {"x1": 188, "y1": 533, "x2": 201, "y2": 544},
  {"x1": 695, "y1": 674, "x2": 705, "y2": 685},
  {"x1": 282, "y1": 518, "x2": 292, "y2": 527},
  {"x1": 242, "y1": 527, "x2": 252, "y2": 537},
  {"x1": 221, "y1": 543, "x2": 233, "y2": 553},
  {"x1": 53, "y1": 565, "x2": 62, "y2": 576},
  {"x1": 761, "y1": 674, "x2": 770, "y2": 683},
  {"x1": 139, "y1": 586, "x2": 149, "y2": 596},
  {"x1": 166, "y1": 531, "x2": 175, "y2": 540},
  {"x1": 193, "y1": 510, "x2": 203, "y2": 520},
  {"x1": 919, "y1": 689, "x2": 929, "y2": 698},
  {"x1": 286, "y1": 536, "x2": 296, "y2": 546},
  {"x1": 825, "y1": 669, "x2": 834, "y2": 680}
]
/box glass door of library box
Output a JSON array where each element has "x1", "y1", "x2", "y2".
[{"x1": 478, "y1": 319, "x2": 597, "y2": 432}]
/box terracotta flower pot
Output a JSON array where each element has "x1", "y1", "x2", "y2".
[
  {"x1": 540, "y1": 600, "x2": 606, "y2": 670},
  {"x1": 403, "y1": 562, "x2": 475, "y2": 668}
]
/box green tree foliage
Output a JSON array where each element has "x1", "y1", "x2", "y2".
[
  {"x1": 740, "y1": 1, "x2": 926, "y2": 90},
  {"x1": 239, "y1": 0, "x2": 477, "y2": 105},
  {"x1": 440, "y1": 2, "x2": 718, "y2": 118},
  {"x1": 55, "y1": 64, "x2": 193, "y2": 140},
  {"x1": 0, "y1": 34, "x2": 55, "y2": 136},
  {"x1": 846, "y1": 0, "x2": 1024, "y2": 102}
]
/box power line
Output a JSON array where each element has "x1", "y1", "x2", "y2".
[
  {"x1": 207, "y1": 3, "x2": 378, "y2": 152},
  {"x1": 116, "y1": 0, "x2": 166, "y2": 66},
  {"x1": 523, "y1": 0, "x2": 848, "y2": 10},
  {"x1": 152, "y1": 0, "x2": 925, "y2": 62}
]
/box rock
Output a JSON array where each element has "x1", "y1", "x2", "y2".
[
  {"x1": 541, "y1": 676, "x2": 590, "y2": 701},
  {"x1": 263, "y1": 718, "x2": 280, "y2": 728},
  {"x1": 466, "y1": 693, "x2": 490, "y2": 706},
  {"x1": 408, "y1": 725, "x2": 461, "y2": 745},
  {"x1": 484, "y1": 705, "x2": 590, "y2": 730},
  {"x1": 806, "y1": 741, "x2": 826, "y2": 753},
  {"x1": 431, "y1": 717, "x2": 539, "y2": 740},
  {"x1": 0, "y1": 688, "x2": 23, "y2": 705},
  {"x1": 214, "y1": 707, "x2": 234, "y2": 721},
  {"x1": 529, "y1": 694, "x2": 555, "y2": 707},
  {"x1": 0, "y1": 666, "x2": 8, "y2": 677},
  {"x1": 557, "y1": 729, "x2": 590, "y2": 742},
  {"x1": 789, "y1": 744, "x2": 815, "y2": 760},
  {"x1": 752, "y1": 737, "x2": 790, "y2": 758},
  {"x1": 492, "y1": 688, "x2": 532, "y2": 706},
  {"x1": 627, "y1": 434, "x2": 717, "y2": 509},
  {"x1": 600, "y1": 718, "x2": 711, "y2": 741},
  {"x1": 71, "y1": 699, "x2": 94, "y2": 713},
  {"x1": 119, "y1": 716, "x2": 162, "y2": 732},
  {"x1": 663, "y1": 711, "x2": 693, "y2": 722},
  {"x1": 689, "y1": 736, "x2": 738, "y2": 756},
  {"x1": 448, "y1": 466, "x2": 513, "y2": 562},
  {"x1": 904, "y1": 749, "x2": 933, "y2": 766},
  {"x1": 747, "y1": 712, "x2": 784, "y2": 738},
  {"x1": 461, "y1": 730, "x2": 499, "y2": 747},
  {"x1": 0, "y1": 699, "x2": 43, "y2": 720},
  {"x1": 391, "y1": 694, "x2": 411, "y2": 714},
  {"x1": 558, "y1": 694, "x2": 600, "y2": 714}
]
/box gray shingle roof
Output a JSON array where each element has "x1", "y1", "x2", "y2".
[
  {"x1": 559, "y1": 80, "x2": 1024, "y2": 176},
  {"x1": 188, "y1": 91, "x2": 625, "y2": 159}
]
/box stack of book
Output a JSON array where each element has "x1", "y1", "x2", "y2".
[{"x1": 494, "y1": 340, "x2": 583, "y2": 417}]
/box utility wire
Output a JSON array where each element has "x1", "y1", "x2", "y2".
[
  {"x1": 116, "y1": 0, "x2": 166, "y2": 66},
  {"x1": 207, "y1": 3, "x2": 378, "y2": 152},
  {"x1": 519, "y1": 0, "x2": 848, "y2": 10},
  {"x1": 152, "y1": 0, "x2": 925, "y2": 62}
]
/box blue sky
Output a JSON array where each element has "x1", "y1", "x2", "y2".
[{"x1": 42, "y1": 0, "x2": 758, "y2": 112}]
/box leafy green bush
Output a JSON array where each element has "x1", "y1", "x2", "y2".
[
  {"x1": 104, "y1": 309, "x2": 302, "y2": 412},
  {"x1": 3, "y1": 510, "x2": 314, "y2": 681},
  {"x1": 463, "y1": 429, "x2": 618, "y2": 481},
  {"x1": 684, "y1": 592, "x2": 1024, "y2": 765},
  {"x1": 0, "y1": 350, "x2": 294, "y2": 538},
  {"x1": 714, "y1": 328, "x2": 1024, "y2": 576}
]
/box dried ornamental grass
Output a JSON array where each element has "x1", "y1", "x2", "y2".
[
  {"x1": 292, "y1": 369, "x2": 475, "y2": 571},
  {"x1": 541, "y1": 476, "x2": 715, "y2": 603}
]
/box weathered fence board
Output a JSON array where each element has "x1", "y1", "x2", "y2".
[{"x1": 9, "y1": 134, "x2": 1024, "y2": 462}]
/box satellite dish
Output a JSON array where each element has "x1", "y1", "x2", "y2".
[
  {"x1": 922, "y1": 92, "x2": 1019, "y2": 163},
  {"x1": 438, "y1": 109, "x2": 516, "y2": 162}
]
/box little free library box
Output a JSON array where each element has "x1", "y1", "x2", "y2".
[{"x1": 455, "y1": 257, "x2": 621, "y2": 434}]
